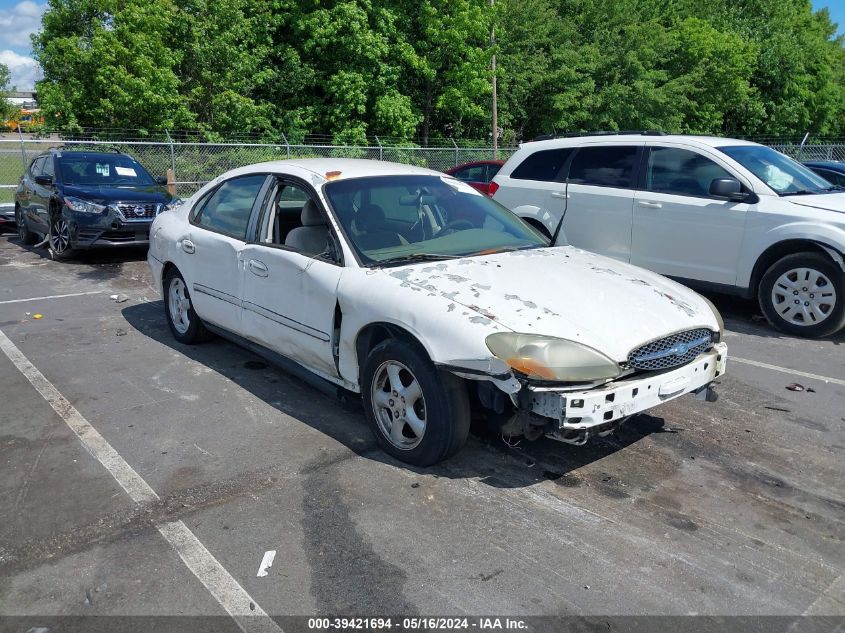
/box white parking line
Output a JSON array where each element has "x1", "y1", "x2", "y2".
[
  {"x1": 731, "y1": 356, "x2": 845, "y2": 386},
  {"x1": 0, "y1": 329, "x2": 283, "y2": 633},
  {"x1": 0, "y1": 290, "x2": 104, "y2": 305}
]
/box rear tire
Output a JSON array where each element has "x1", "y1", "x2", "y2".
[
  {"x1": 163, "y1": 268, "x2": 211, "y2": 344},
  {"x1": 15, "y1": 206, "x2": 36, "y2": 245},
  {"x1": 362, "y1": 339, "x2": 470, "y2": 466},
  {"x1": 758, "y1": 252, "x2": 845, "y2": 338}
]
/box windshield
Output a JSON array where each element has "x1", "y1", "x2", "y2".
[
  {"x1": 324, "y1": 175, "x2": 551, "y2": 265},
  {"x1": 60, "y1": 155, "x2": 156, "y2": 187},
  {"x1": 718, "y1": 145, "x2": 834, "y2": 195}
]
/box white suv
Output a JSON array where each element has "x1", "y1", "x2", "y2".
[{"x1": 491, "y1": 133, "x2": 845, "y2": 337}]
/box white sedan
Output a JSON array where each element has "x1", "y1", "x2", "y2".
[{"x1": 147, "y1": 159, "x2": 728, "y2": 466}]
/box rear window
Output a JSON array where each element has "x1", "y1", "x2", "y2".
[
  {"x1": 510, "y1": 148, "x2": 573, "y2": 182},
  {"x1": 568, "y1": 146, "x2": 639, "y2": 188}
]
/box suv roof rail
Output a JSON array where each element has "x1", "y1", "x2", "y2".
[{"x1": 530, "y1": 130, "x2": 667, "y2": 141}]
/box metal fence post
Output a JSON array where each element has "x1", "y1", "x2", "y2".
[
  {"x1": 165, "y1": 129, "x2": 177, "y2": 181},
  {"x1": 451, "y1": 138, "x2": 459, "y2": 167},
  {"x1": 17, "y1": 125, "x2": 27, "y2": 172},
  {"x1": 374, "y1": 136, "x2": 383, "y2": 161},
  {"x1": 281, "y1": 133, "x2": 290, "y2": 158}
]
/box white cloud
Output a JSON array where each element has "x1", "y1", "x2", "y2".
[
  {"x1": 0, "y1": 49, "x2": 39, "y2": 90},
  {"x1": 0, "y1": 1, "x2": 47, "y2": 50}
]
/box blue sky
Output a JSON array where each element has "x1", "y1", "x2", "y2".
[{"x1": 0, "y1": 0, "x2": 843, "y2": 90}]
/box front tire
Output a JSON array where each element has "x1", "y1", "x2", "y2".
[
  {"x1": 362, "y1": 339, "x2": 470, "y2": 467},
  {"x1": 15, "y1": 206, "x2": 36, "y2": 245},
  {"x1": 759, "y1": 252, "x2": 845, "y2": 338},
  {"x1": 163, "y1": 268, "x2": 211, "y2": 344},
  {"x1": 48, "y1": 214, "x2": 77, "y2": 260}
]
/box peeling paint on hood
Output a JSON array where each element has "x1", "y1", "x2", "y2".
[{"x1": 383, "y1": 246, "x2": 718, "y2": 361}]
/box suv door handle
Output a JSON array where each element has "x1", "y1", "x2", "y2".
[
  {"x1": 637, "y1": 200, "x2": 662, "y2": 209},
  {"x1": 248, "y1": 259, "x2": 269, "y2": 277},
  {"x1": 550, "y1": 191, "x2": 569, "y2": 199},
  {"x1": 181, "y1": 239, "x2": 195, "y2": 254}
]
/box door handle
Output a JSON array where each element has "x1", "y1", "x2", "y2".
[
  {"x1": 550, "y1": 191, "x2": 569, "y2": 199},
  {"x1": 181, "y1": 239, "x2": 195, "y2": 254},
  {"x1": 248, "y1": 259, "x2": 269, "y2": 277},
  {"x1": 637, "y1": 200, "x2": 662, "y2": 209}
]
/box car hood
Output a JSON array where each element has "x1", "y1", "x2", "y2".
[
  {"x1": 61, "y1": 184, "x2": 172, "y2": 205},
  {"x1": 786, "y1": 192, "x2": 845, "y2": 214},
  {"x1": 383, "y1": 247, "x2": 718, "y2": 362}
]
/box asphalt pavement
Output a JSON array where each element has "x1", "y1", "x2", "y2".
[{"x1": 0, "y1": 231, "x2": 842, "y2": 630}]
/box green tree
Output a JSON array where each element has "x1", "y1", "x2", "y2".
[
  {"x1": 33, "y1": 0, "x2": 195, "y2": 132},
  {"x1": 0, "y1": 63, "x2": 16, "y2": 122}
]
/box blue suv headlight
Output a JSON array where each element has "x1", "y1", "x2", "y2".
[{"x1": 64, "y1": 196, "x2": 106, "y2": 214}]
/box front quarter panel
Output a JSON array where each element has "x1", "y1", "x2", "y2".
[{"x1": 336, "y1": 268, "x2": 511, "y2": 389}]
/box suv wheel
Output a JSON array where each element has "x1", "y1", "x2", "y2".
[
  {"x1": 49, "y1": 215, "x2": 76, "y2": 260},
  {"x1": 759, "y1": 252, "x2": 845, "y2": 338},
  {"x1": 361, "y1": 339, "x2": 470, "y2": 466},
  {"x1": 15, "y1": 206, "x2": 36, "y2": 245}
]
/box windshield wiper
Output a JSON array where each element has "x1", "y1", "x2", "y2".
[
  {"x1": 781, "y1": 189, "x2": 819, "y2": 196},
  {"x1": 821, "y1": 185, "x2": 845, "y2": 193},
  {"x1": 374, "y1": 253, "x2": 455, "y2": 267},
  {"x1": 467, "y1": 245, "x2": 542, "y2": 256}
]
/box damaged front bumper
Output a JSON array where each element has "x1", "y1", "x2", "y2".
[{"x1": 524, "y1": 342, "x2": 727, "y2": 443}]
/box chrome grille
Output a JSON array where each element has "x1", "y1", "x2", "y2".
[
  {"x1": 627, "y1": 329, "x2": 713, "y2": 372},
  {"x1": 116, "y1": 202, "x2": 159, "y2": 220}
]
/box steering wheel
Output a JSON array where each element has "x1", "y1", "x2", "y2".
[{"x1": 438, "y1": 219, "x2": 475, "y2": 235}]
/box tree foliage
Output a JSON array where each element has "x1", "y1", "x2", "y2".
[
  {"x1": 32, "y1": 0, "x2": 845, "y2": 141},
  {"x1": 0, "y1": 63, "x2": 15, "y2": 121}
]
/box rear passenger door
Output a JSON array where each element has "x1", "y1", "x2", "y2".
[
  {"x1": 183, "y1": 174, "x2": 271, "y2": 333},
  {"x1": 631, "y1": 145, "x2": 751, "y2": 285},
  {"x1": 563, "y1": 144, "x2": 642, "y2": 262}
]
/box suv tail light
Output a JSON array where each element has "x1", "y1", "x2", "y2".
[{"x1": 488, "y1": 180, "x2": 500, "y2": 197}]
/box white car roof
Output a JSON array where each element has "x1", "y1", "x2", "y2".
[
  {"x1": 218, "y1": 158, "x2": 441, "y2": 185},
  {"x1": 519, "y1": 134, "x2": 761, "y2": 150}
]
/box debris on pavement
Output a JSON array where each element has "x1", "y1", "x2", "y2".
[
  {"x1": 256, "y1": 550, "x2": 276, "y2": 577},
  {"x1": 33, "y1": 313, "x2": 43, "y2": 319},
  {"x1": 115, "y1": 328, "x2": 127, "y2": 336},
  {"x1": 786, "y1": 383, "x2": 805, "y2": 392},
  {"x1": 109, "y1": 294, "x2": 129, "y2": 303}
]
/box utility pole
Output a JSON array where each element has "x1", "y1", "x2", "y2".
[{"x1": 491, "y1": 0, "x2": 498, "y2": 159}]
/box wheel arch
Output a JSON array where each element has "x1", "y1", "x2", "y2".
[
  {"x1": 355, "y1": 322, "x2": 433, "y2": 376},
  {"x1": 749, "y1": 239, "x2": 844, "y2": 295}
]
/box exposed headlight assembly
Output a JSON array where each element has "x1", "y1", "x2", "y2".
[
  {"x1": 64, "y1": 196, "x2": 106, "y2": 214},
  {"x1": 486, "y1": 333, "x2": 621, "y2": 382}
]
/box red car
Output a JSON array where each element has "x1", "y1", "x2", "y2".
[{"x1": 444, "y1": 160, "x2": 505, "y2": 195}]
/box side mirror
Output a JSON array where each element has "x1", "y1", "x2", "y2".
[
  {"x1": 34, "y1": 174, "x2": 53, "y2": 186},
  {"x1": 709, "y1": 178, "x2": 749, "y2": 202},
  {"x1": 156, "y1": 176, "x2": 168, "y2": 185}
]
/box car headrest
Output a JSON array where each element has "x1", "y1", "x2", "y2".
[
  {"x1": 301, "y1": 199, "x2": 325, "y2": 226},
  {"x1": 356, "y1": 204, "x2": 386, "y2": 232}
]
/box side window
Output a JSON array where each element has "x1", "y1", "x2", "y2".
[
  {"x1": 30, "y1": 157, "x2": 45, "y2": 177},
  {"x1": 454, "y1": 165, "x2": 486, "y2": 182},
  {"x1": 568, "y1": 146, "x2": 639, "y2": 188},
  {"x1": 263, "y1": 181, "x2": 313, "y2": 245},
  {"x1": 646, "y1": 147, "x2": 733, "y2": 197},
  {"x1": 816, "y1": 169, "x2": 845, "y2": 187},
  {"x1": 511, "y1": 148, "x2": 574, "y2": 182},
  {"x1": 41, "y1": 157, "x2": 55, "y2": 179},
  {"x1": 194, "y1": 175, "x2": 267, "y2": 240}
]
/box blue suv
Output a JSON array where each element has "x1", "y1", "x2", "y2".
[{"x1": 15, "y1": 149, "x2": 179, "y2": 259}]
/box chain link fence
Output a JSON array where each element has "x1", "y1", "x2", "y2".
[
  {"x1": 3, "y1": 135, "x2": 845, "y2": 207},
  {"x1": 0, "y1": 137, "x2": 517, "y2": 205}
]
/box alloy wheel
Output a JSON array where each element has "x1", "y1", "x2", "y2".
[
  {"x1": 50, "y1": 218, "x2": 71, "y2": 253},
  {"x1": 371, "y1": 360, "x2": 427, "y2": 450},
  {"x1": 168, "y1": 276, "x2": 192, "y2": 334},
  {"x1": 16, "y1": 209, "x2": 25, "y2": 241}
]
